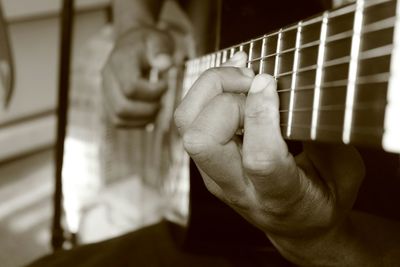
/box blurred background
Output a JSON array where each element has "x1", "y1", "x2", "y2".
[{"x1": 0, "y1": 1, "x2": 189, "y2": 266}]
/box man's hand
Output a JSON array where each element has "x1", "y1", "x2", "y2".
[
  {"x1": 174, "y1": 52, "x2": 367, "y2": 265},
  {"x1": 102, "y1": 27, "x2": 173, "y2": 128}
]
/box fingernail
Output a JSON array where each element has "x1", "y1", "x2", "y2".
[{"x1": 249, "y1": 74, "x2": 273, "y2": 94}]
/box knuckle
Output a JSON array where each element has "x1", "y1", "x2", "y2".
[
  {"x1": 259, "y1": 201, "x2": 288, "y2": 218},
  {"x1": 245, "y1": 102, "x2": 270, "y2": 118},
  {"x1": 225, "y1": 197, "x2": 248, "y2": 211},
  {"x1": 147, "y1": 103, "x2": 159, "y2": 115},
  {"x1": 202, "y1": 68, "x2": 222, "y2": 84},
  {"x1": 122, "y1": 84, "x2": 136, "y2": 98},
  {"x1": 214, "y1": 93, "x2": 235, "y2": 106},
  {"x1": 182, "y1": 128, "x2": 211, "y2": 158},
  {"x1": 242, "y1": 155, "x2": 278, "y2": 177},
  {"x1": 223, "y1": 193, "x2": 250, "y2": 211},
  {"x1": 114, "y1": 103, "x2": 132, "y2": 119}
]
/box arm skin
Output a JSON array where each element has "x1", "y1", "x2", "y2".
[
  {"x1": 174, "y1": 52, "x2": 400, "y2": 267},
  {"x1": 271, "y1": 211, "x2": 400, "y2": 266}
]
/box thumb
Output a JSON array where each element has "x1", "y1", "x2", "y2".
[
  {"x1": 243, "y1": 74, "x2": 299, "y2": 197},
  {"x1": 146, "y1": 30, "x2": 174, "y2": 71}
]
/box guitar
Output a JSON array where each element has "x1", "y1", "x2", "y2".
[
  {"x1": 0, "y1": 2, "x2": 14, "y2": 108},
  {"x1": 145, "y1": 0, "x2": 400, "y2": 252},
  {"x1": 183, "y1": 0, "x2": 399, "y2": 154}
]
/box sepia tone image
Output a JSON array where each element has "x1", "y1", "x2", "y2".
[{"x1": 0, "y1": 0, "x2": 399, "y2": 266}]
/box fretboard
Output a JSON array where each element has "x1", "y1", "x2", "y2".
[{"x1": 183, "y1": 0, "x2": 400, "y2": 154}]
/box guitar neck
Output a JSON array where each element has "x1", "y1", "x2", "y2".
[{"x1": 183, "y1": 0, "x2": 400, "y2": 154}]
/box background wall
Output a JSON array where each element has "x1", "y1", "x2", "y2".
[{"x1": 0, "y1": 0, "x2": 110, "y2": 162}]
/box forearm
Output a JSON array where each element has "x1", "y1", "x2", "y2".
[
  {"x1": 112, "y1": 0, "x2": 166, "y2": 36},
  {"x1": 269, "y1": 211, "x2": 400, "y2": 267}
]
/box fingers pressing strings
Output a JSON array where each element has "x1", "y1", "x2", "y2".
[
  {"x1": 242, "y1": 74, "x2": 301, "y2": 200},
  {"x1": 182, "y1": 93, "x2": 253, "y2": 207},
  {"x1": 175, "y1": 51, "x2": 254, "y2": 135},
  {"x1": 176, "y1": 52, "x2": 257, "y2": 206}
]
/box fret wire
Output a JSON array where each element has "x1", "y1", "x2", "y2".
[
  {"x1": 273, "y1": 29, "x2": 283, "y2": 77},
  {"x1": 239, "y1": 45, "x2": 244, "y2": 52},
  {"x1": 195, "y1": 59, "x2": 200, "y2": 81},
  {"x1": 311, "y1": 11, "x2": 329, "y2": 140},
  {"x1": 215, "y1": 52, "x2": 221, "y2": 67},
  {"x1": 230, "y1": 47, "x2": 235, "y2": 58},
  {"x1": 384, "y1": 0, "x2": 400, "y2": 153},
  {"x1": 222, "y1": 50, "x2": 228, "y2": 63},
  {"x1": 247, "y1": 41, "x2": 254, "y2": 68},
  {"x1": 287, "y1": 22, "x2": 303, "y2": 137},
  {"x1": 200, "y1": 56, "x2": 203, "y2": 72},
  {"x1": 259, "y1": 36, "x2": 267, "y2": 74},
  {"x1": 343, "y1": 0, "x2": 365, "y2": 144},
  {"x1": 190, "y1": 61, "x2": 194, "y2": 88}
]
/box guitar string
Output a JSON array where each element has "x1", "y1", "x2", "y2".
[
  {"x1": 278, "y1": 102, "x2": 388, "y2": 113},
  {"x1": 279, "y1": 123, "x2": 384, "y2": 134},
  {"x1": 206, "y1": 0, "x2": 392, "y2": 52},
  {"x1": 185, "y1": 43, "x2": 392, "y2": 95},
  {"x1": 246, "y1": 16, "x2": 395, "y2": 64},
  {"x1": 190, "y1": 21, "x2": 394, "y2": 71},
  {"x1": 187, "y1": 11, "x2": 395, "y2": 66},
  {"x1": 187, "y1": 28, "x2": 394, "y2": 82},
  {"x1": 185, "y1": 0, "x2": 393, "y2": 138}
]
